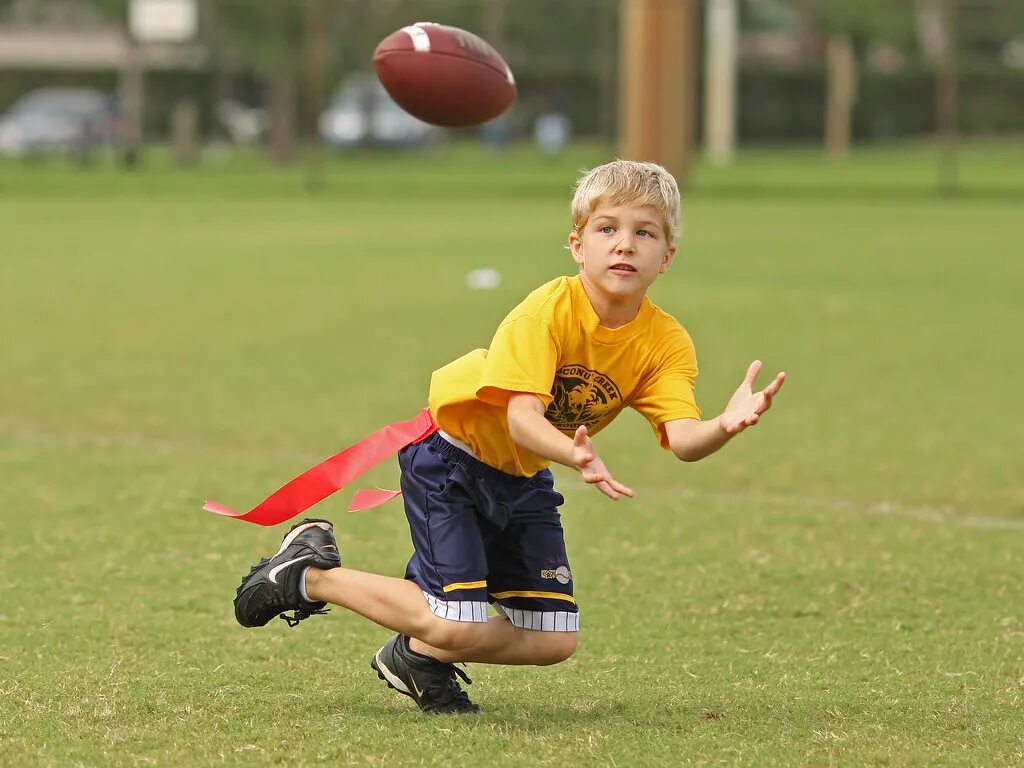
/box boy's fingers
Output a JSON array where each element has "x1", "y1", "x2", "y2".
[
  {"x1": 742, "y1": 360, "x2": 762, "y2": 386},
  {"x1": 588, "y1": 474, "x2": 633, "y2": 498},
  {"x1": 574, "y1": 425, "x2": 588, "y2": 445},
  {"x1": 764, "y1": 372, "x2": 786, "y2": 396},
  {"x1": 610, "y1": 479, "x2": 635, "y2": 497}
]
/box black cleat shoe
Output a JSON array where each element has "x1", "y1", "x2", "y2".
[
  {"x1": 371, "y1": 634, "x2": 479, "y2": 714},
  {"x1": 234, "y1": 518, "x2": 342, "y2": 628}
]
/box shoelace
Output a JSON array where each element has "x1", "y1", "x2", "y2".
[
  {"x1": 422, "y1": 664, "x2": 476, "y2": 712},
  {"x1": 279, "y1": 607, "x2": 330, "y2": 628},
  {"x1": 453, "y1": 664, "x2": 473, "y2": 686}
]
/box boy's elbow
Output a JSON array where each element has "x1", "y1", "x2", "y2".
[
  {"x1": 507, "y1": 414, "x2": 526, "y2": 446},
  {"x1": 672, "y1": 444, "x2": 702, "y2": 462},
  {"x1": 506, "y1": 405, "x2": 533, "y2": 448},
  {"x1": 665, "y1": 419, "x2": 702, "y2": 462}
]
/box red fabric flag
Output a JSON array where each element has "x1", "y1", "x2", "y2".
[
  {"x1": 203, "y1": 409, "x2": 437, "y2": 526},
  {"x1": 348, "y1": 488, "x2": 403, "y2": 512}
]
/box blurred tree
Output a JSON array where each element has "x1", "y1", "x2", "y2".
[
  {"x1": 90, "y1": 0, "x2": 128, "y2": 19},
  {"x1": 816, "y1": 0, "x2": 917, "y2": 48},
  {"x1": 918, "y1": 0, "x2": 1024, "y2": 70},
  {"x1": 805, "y1": 0, "x2": 916, "y2": 157},
  {"x1": 214, "y1": 0, "x2": 305, "y2": 163}
]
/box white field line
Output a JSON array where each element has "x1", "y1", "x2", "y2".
[{"x1": 4, "y1": 426, "x2": 1023, "y2": 532}]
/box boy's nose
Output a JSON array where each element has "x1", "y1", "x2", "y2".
[{"x1": 614, "y1": 235, "x2": 635, "y2": 254}]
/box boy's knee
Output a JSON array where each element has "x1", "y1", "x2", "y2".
[
  {"x1": 533, "y1": 631, "x2": 579, "y2": 666},
  {"x1": 422, "y1": 618, "x2": 485, "y2": 652}
]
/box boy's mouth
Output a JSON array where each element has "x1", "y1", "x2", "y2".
[{"x1": 609, "y1": 263, "x2": 636, "y2": 273}]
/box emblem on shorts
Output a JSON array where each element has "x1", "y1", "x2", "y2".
[
  {"x1": 546, "y1": 364, "x2": 621, "y2": 430},
  {"x1": 541, "y1": 565, "x2": 572, "y2": 584}
]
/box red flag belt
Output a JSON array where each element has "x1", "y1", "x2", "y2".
[{"x1": 203, "y1": 409, "x2": 437, "y2": 526}]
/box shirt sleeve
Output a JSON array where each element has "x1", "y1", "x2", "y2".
[
  {"x1": 630, "y1": 327, "x2": 701, "y2": 449},
  {"x1": 476, "y1": 313, "x2": 560, "y2": 408}
]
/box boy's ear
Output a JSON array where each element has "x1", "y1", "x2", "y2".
[
  {"x1": 660, "y1": 246, "x2": 676, "y2": 273},
  {"x1": 568, "y1": 232, "x2": 585, "y2": 266}
]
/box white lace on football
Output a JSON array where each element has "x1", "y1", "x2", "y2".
[{"x1": 402, "y1": 24, "x2": 431, "y2": 52}]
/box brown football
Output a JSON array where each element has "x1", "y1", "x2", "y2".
[{"x1": 373, "y1": 23, "x2": 516, "y2": 128}]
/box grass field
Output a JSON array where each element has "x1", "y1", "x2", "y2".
[{"x1": 1, "y1": 143, "x2": 1023, "y2": 767}]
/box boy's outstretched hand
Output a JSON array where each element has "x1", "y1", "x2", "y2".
[
  {"x1": 572, "y1": 425, "x2": 635, "y2": 501},
  {"x1": 719, "y1": 360, "x2": 786, "y2": 435}
]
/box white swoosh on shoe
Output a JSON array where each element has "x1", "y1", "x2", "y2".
[{"x1": 268, "y1": 554, "x2": 314, "y2": 584}]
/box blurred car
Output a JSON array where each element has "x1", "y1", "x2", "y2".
[
  {"x1": 319, "y1": 73, "x2": 442, "y2": 149},
  {"x1": 0, "y1": 88, "x2": 117, "y2": 157}
]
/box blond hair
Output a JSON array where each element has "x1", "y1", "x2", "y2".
[{"x1": 571, "y1": 160, "x2": 681, "y2": 244}]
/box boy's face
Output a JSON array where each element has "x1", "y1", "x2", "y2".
[{"x1": 568, "y1": 202, "x2": 675, "y2": 303}]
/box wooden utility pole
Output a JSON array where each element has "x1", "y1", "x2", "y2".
[
  {"x1": 824, "y1": 35, "x2": 855, "y2": 159},
  {"x1": 619, "y1": 0, "x2": 698, "y2": 185},
  {"x1": 303, "y1": 0, "x2": 328, "y2": 191},
  {"x1": 936, "y1": 0, "x2": 959, "y2": 194},
  {"x1": 267, "y1": 0, "x2": 296, "y2": 165},
  {"x1": 704, "y1": 0, "x2": 738, "y2": 165},
  {"x1": 119, "y1": 39, "x2": 144, "y2": 166},
  {"x1": 481, "y1": 0, "x2": 507, "y2": 49}
]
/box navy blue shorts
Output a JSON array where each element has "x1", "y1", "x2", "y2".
[{"x1": 398, "y1": 432, "x2": 579, "y2": 632}]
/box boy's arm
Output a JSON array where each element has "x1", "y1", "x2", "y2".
[
  {"x1": 507, "y1": 393, "x2": 634, "y2": 500},
  {"x1": 665, "y1": 360, "x2": 786, "y2": 462}
]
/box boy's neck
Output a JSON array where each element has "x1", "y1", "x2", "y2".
[{"x1": 578, "y1": 274, "x2": 644, "y2": 329}]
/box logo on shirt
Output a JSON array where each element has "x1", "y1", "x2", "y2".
[{"x1": 546, "y1": 364, "x2": 621, "y2": 430}]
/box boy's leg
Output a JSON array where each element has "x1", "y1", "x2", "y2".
[
  {"x1": 307, "y1": 462, "x2": 580, "y2": 667},
  {"x1": 458, "y1": 469, "x2": 580, "y2": 666},
  {"x1": 304, "y1": 565, "x2": 482, "y2": 651},
  {"x1": 305, "y1": 566, "x2": 578, "y2": 665},
  {"x1": 410, "y1": 615, "x2": 578, "y2": 666}
]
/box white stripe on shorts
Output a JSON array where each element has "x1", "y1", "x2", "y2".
[
  {"x1": 422, "y1": 591, "x2": 488, "y2": 623},
  {"x1": 494, "y1": 603, "x2": 579, "y2": 632}
]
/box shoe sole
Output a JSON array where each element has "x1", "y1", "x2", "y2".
[{"x1": 233, "y1": 558, "x2": 270, "y2": 627}]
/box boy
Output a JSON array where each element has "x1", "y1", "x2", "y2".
[{"x1": 233, "y1": 160, "x2": 785, "y2": 714}]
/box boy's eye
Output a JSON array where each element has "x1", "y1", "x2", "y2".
[
  {"x1": 600, "y1": 226, "x2": 614, "y2": 234},
  {"x1": 637, "y1": 230, "x2": 651, "y2": 238}
]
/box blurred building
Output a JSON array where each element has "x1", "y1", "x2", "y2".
[
  {"x1": 1, "y1": 0, "x2": 1021, "y2": 149},
  {"x1": 0, "y1": 0, "x2": 208, "y2": 145}
]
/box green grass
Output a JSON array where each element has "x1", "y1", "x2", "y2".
[{"x1": 1, "y1": 142, "x2": 1023, "y2": 767}]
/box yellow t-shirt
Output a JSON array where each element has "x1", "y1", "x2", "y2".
[{"x1": 429, "y1": 275, "x2": 700, "y2": 476}]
